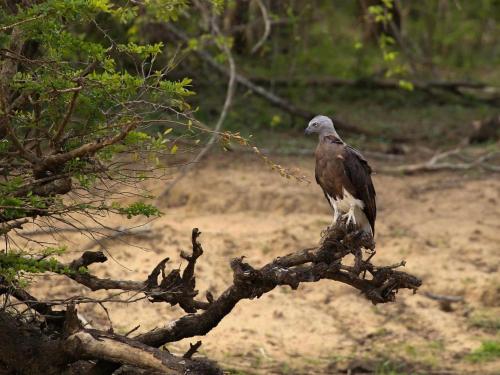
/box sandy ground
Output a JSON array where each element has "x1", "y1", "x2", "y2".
[{"x1": 31, "y1": 153, "x2": 499, "y2": 374}]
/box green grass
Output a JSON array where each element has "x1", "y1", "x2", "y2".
[
  {"x1": 466, "y1": 340, "x2": 500, "y2": 363},
  {"x1": 469, "y1": 310, "x2": 500, "y2": 332}
]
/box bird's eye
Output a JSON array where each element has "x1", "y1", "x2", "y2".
[{"x1": 313, "y1": 123, "x2": 318, "y2": 127}]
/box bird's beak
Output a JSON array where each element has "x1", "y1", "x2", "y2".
[{"x1": 304, "y1": 126, "x2": 311, "y2": 135}]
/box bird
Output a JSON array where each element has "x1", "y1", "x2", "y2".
[{"x1": 305, "y1": 115, "x2": 376, "y2": 236}]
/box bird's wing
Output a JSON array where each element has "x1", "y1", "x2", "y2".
[
  {"x1": 342, "y1": 145, "x2": 377, "y2": 233},
  {"x1": 315, "y1": 137, "x2": 347, "y2": 203}
]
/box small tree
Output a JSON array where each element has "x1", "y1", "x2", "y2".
[{"x1": 0, "y1": 1, "x2": 421, "y2": 374}]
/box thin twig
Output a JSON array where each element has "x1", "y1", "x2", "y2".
[
  {"x1": 159, "y1": 11, "x2": 236, "y2": 198},
  {"x1": 251, "y1": 0, "x2": 272, "y2": 54}
]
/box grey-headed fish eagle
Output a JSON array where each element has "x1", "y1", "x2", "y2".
[{"x1": 305, "y1": 115, "x2": 376, "y2": 235}]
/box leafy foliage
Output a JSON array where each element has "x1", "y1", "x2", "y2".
[
  {"x1": 0, "y1": 246, "x2": 86, "y2": 286},
  {"x1": 112, "y1": 202, "x2": 161, "y2": 219},
  {"x1": 0, "y1": 0, "x2": 223, "y2": 286}
]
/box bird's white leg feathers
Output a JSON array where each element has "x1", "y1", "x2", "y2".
[
  {"x1": 327, "y1": 195, "x2": 339, "y2": 225},
  {"x1": 329, "y1": 189, "x2": 371, "y2": 233}
]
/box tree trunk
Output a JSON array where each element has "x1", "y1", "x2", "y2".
[{"x1": 0, "y1": 312, "x2": 70, "y2": 374}]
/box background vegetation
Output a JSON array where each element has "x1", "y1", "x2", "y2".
[{"x1": 0, "y1": 0, "x2": 499, "y2": 374}]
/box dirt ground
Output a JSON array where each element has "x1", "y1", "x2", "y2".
[{"x1": 32, "y1": 153, "x2": 500, "y2": 374}]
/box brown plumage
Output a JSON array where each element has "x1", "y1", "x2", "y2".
[
  {"x1": 315, "y1": 135, "x2": 376, "y2": 234},
  {"x1": 305, "y1": 115, "x2": 376, "y2": 235}
]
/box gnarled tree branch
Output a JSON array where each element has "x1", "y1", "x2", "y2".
[{"x1": 3, "y1": 224, "x2": 421, "y2": 374}]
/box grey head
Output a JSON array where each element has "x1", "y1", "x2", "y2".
[{"x1": 304, "y1": 115, "x2": 341, "y2": 140}]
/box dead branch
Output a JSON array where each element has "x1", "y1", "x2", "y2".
[
  {"x1": 0, "y1": 307, "x2": 221, "y2": 375},
  {"x1": 0, "y1": 282, "x2": 64, "y2": 325},
  {"x1": 423, "y1": 292, "x2": 464, "y2": 312},
  {"x1": 423, "y1": 292, "x2": 464, "y2": 303},
  {"x1": 0, "y1": 218, "x2": 29, "y2": 235},
  {"x1": 249, "y1": 76, "x2": 500, "y2": 103},
  {"x1": 250, "y1": 0, "x2": 272, "y2": 54},
  {"x1": 379, "y1": 148, "x2": 500, "y2": 174},
  {"x1": 34, "y1": 121, "x2": 138, "y2": 177},
  {"x1": 21, "y1": 224, "x2": 153, "y2": 237},
  {"x1": 3, "y1": 224, "x2": 421, "y2": 374},
  {"x1": 183, "y1": 340, "x2": 202, "y2": 359},
  {"x1": 134, "y1": 225, "x2": 421, "y2": 348},
  {"x1": 62, "y1": 229, "x2": 210, "y2": 313},
  {"x1": 66, "y1": 329, "x2": 220, "y2": 375}
]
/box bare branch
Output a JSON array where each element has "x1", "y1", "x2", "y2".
[
  {"x1": 0, "y1": 15, "x2": 44, "y2": 32},
  {"x1": 423, "y1": 292, "x2": 464, "y2": 303},
  {"x1": 52, "y1": 60, "x2": 99, "y2": 147},
  {"x1": 251, "y1": 0, "x2": 272, "y2": 54},
  {"x1": 0, "y1": 307, "x2": 221, "y2": 375},
  {"x1": 52, "y1": 87, "x2": 81, "y2": 146},
  {"x1": 35, "y1": 120, "x2": 137, "y2": 176},
  {"x1": 183, "y1": 340, "x2": 202, "y2": 359},
  {"x1": 423, "y1": 292, "x2": 464, "y2": 312},
  {"x1": 8, "y1": 224, "x2": 420, "y2": 374},
  {"x1": 61, "y1": 239, "x2": 209, "y2": 313},
  {"x1": 379, "y1": 148, "x2": 500, "y2": 174},
  {"x1": 0, "y1": 218, "x2": 29, "y2": 235},
  {"x1": 66, "y1": 329, "x2": 221, "y2": 374}
]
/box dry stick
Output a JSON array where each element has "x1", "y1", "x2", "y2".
[
  {"x1": 20, "y1": 224, "x2": 152, "y2": 236},
  {"x1": 228, "y1": 143, "x2": 406, "y2": 161},
  {"x1": 251, "y1": 0, "x2": 272, "y2": 54},
  {"x1": 0, "y1": 15, "x2": 44, "y2": 32},
  {"x1": 52, "y1": 86, "x2": 82, "y2": 146},
  {"x1": 0, "y1": 284, "x2": 57, "y2": 318},
  {"x1": 183, "y1": 340, "x2": 202, "y2": 359},
  {"x1": 0, "y1": 218, "x2": 29, "y2": 235},
  {"x1": 423, "y1": 292, "x2": 464, "y2": 303},
  {"x1": 60, "y1": 306, "x2": 222, "y2": 375},
  {"x1": 379, "y1": 149, "x2": 500, "y2": 174},
  {"x1": 159, "y1": 19, "x2": 237, "y2": 198},
  {"x1": 59, "y1": 232, "x2": 210, "y2": 311},
  {"x1": 35, "y1": 120, "x2": 137, "y2": 175},
  {"x1": 164, "y1": 24, "x2": 375, "y2": 137},
  {"x1": 423, "y1": 292, "x2": 464, "y2": 312},
  {"x1": 52, "y1": 59, "x2": 100, "y2": 147}
]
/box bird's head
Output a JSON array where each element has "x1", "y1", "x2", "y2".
[{"x1": 304, "y1": 115, "x2": 339, "y2": 138}]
